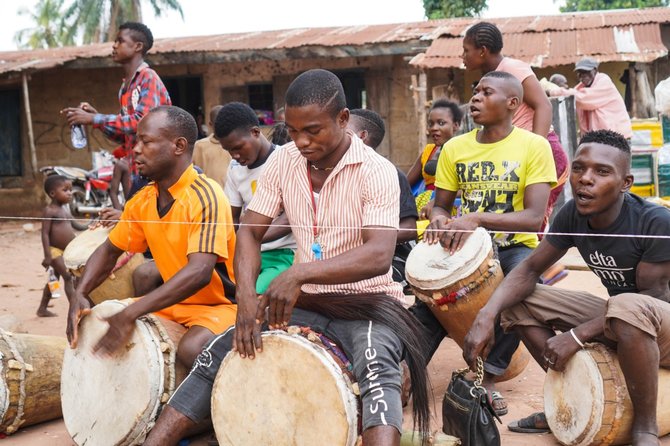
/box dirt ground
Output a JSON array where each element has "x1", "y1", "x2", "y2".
[{"x1": 0, "y1": 219, "x2": 667, "y2": 445}]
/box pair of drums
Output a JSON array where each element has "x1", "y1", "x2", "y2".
[{"x1": 62, "y1": 300, "x2": 361, "y2": 445}]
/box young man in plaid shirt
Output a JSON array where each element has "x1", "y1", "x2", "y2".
[{"x1": 63, "y1": 22, "x2": 171, "y2": 208}]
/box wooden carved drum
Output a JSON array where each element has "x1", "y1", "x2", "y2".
[
  {"x1": 405, "y1": 227, "x2": 530, "y2": 382},
  {"x1": 61, "y1": 300, "x2": 186, "y2": 446},
  {"x1": 211, "y1": 329, "x2": 359, "y2": 446},
  {"x1": 0, "y1": 330, "x2": 67, "y2": 434},
  {"x1": 63, "y1": 227, "x2": 144, "y2": 304},
  {"x1": 544, "y1": 343, "x2": 670, "y2": 445}
]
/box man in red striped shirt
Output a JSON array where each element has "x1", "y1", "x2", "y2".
[
  {"x1": 63, "y1": 22, "x2": 171, "y2": 209},
  {"x1": 146, "y1": 69, "x2": 431, "y2": 446}
]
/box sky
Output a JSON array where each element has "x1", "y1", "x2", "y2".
[{"x1": 1, "y1": 0, "x2": 563, "y2": 52}]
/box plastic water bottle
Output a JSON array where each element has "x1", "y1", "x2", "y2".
[
  {"x1": 658, "y1": 144, "x2": 670, "y2": 199},
  {"x1": 47, "y1": 267, "x2": 61, "y2": 298},
  {"x1": 71, "y1": 124, "x2": 88, "y2": 150}
]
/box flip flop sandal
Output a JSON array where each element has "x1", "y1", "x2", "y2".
[
  {"x1": 507, "y1": 411, "x2": 551, "y2": 434},
  {"x1": 489, "y1": 391, "x2": 509, "y2": 417}
]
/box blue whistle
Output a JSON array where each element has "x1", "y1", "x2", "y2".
[{"x1": 311, "y1": 242, "x2": 322, "y2": 260}]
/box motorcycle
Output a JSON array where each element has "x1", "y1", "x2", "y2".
[{"x1": 40, "y1": 151, "x2": 124, "y2": 230}]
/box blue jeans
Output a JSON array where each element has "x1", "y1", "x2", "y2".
[
  {"x1": 168, "y1": 308, "x2": 405, "y2": 432},
  {"x1": 410, "y1": 244, "x2": 533, "y2": 375}
]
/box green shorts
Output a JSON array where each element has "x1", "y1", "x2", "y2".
[{"x1": 256, "y1": 248, "x2": 295, "y2": 294}]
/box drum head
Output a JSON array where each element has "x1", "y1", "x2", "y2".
[
  {"x1": 544, "y1": 349, "x2": 604, "y2": 445},
  {"x1": 63, "y1": 227, "x2": 113, "y2": 271},
  {"x1": 406, "y1": 227, "x2": 492, "y2": 290},
  {"x1": 211, "y1": 331, "x2": 358, "y2": 446},
  {"x1": 61, "y1": 300, "x2": 165, "y2": 446}
]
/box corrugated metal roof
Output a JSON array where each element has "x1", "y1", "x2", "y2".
[
  {"x1": 1, "y1": 7, "x2": 669, "y2": 75},
  {"x1": 0, "y1": 22, "x2": 435, "y2": 76},
  {"x1": 411, "y1": 8, "x2": 670, "y2": 68}
]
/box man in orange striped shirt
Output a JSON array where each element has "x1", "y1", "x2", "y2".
[
  {"x1": 146, "y1": 70, "x2": 430, "y2": 446},
  {"x1": 66, "y1": 106, "x2": 237, "y2": 368}
]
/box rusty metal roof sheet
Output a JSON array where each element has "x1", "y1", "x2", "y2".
[
  {"x1": 411, "y1": 8, "x2": 670, "y2": 68},
  {"x1": 2, "y1": 7, "x2": 669, "y2": 75}
]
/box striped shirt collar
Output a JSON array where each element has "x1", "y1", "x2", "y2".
[
  {"x1": 167, "y1": 164, "x2": 199, "y2": 197},
  {"x1": 285, "y1": 130, "x2": 369, "y2": 174}
]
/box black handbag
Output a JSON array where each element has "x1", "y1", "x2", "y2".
[{"x1": 442, "y1": 357, "x2": 501, "y2": 446}]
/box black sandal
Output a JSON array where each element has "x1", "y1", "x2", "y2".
[{"x1": 507, "y1": 412, "x2": 550, "y2": 433}]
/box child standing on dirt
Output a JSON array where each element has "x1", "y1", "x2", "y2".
[{"x1": 40, "y1": 175, "x2": 76, "y2": 317}]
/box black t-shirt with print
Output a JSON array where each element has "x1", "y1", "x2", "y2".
[{"x1": 546, "y1": 193, "x2": 670, "y2": 296}]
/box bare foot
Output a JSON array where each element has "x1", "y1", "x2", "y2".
[{"x1": 37, "y1": 309, "x2": 58, "y2": 317}]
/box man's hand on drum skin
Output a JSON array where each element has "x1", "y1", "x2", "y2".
[
  {"x1": 424, "y1": 214, "x2": 449, "y2": 245},
  {"x1": 92, "y1": 310, "x2": 135, "y2": 358},
  {"x1": 463, "y1": 311, "x2": 496, "y2": 370},
  {"x1": 234, "y1": 290, "x2": 263, "y2": 359},
  {"x1": 66, "y1": 294, "x2": 92, "y2": 348},
  {"x1": 541, "y1": 332, "x2": 583, "y2": 372},
  {"x1": 256, "y1": 269, "x2": 301, "y2": 330},
  {"x1": 440, "y1": 214, "x2": 480, "y2": 254},
  {"x1": 90, "y1": 207, "x2": 122, "y2": 229},
  {"x1": 61, "y1": 106, "x2": 95, "y2": 126}
]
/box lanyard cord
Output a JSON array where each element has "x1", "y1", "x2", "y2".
[{"x1": 306, "y1": 163, "x2": 319, "y2": 239}]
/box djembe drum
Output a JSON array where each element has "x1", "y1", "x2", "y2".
[
  {"x1": 544, "y1": 343, "x2": 670, "y2": 445},
  {"x1": 211, "y1": 328, "x2": 359, "y2": 446},
  {"x1": 405, "y1": 227, "x2": 530, "y2": 382},
  {"x1": 0, "y1": 330, "x2": 67, "y2": 434},
  {"x1": 63, "y1": 227, "x2": 144, "y2": 304},
  {"x1": 61, "y1": 300, "x2": 186, "y2": 445}
]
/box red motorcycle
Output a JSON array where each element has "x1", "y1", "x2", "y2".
[{"x1": 40, "y1": 152, "x2": 123, "y2": 230}]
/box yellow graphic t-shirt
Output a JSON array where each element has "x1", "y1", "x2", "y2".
[{"x1": 435, "y1": 127, "x2": 557, "y2": 249}]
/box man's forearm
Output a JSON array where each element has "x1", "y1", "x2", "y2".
[
  {"x1": 479, "y1": 263, "x2": 539, "y2": 318},
  {"x1": 234, "y1": 229, "x2": 263, "y2": 294},
  {"x1": 473, "y1": 209, "x2": 544, "y2": 233}
]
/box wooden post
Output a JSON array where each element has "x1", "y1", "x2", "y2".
[
  {"x1": 21, "y1": 72, "x2": 38, "y2": 178},
  {"x1": 417, "y1": 71, "x2": 428, "y2": 152}
]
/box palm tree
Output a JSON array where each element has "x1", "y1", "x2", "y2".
[
  {"x1": 62, "y1": 0, "x2": 184, "y2": 45},
  {"x1": 14, "y1": 0, "x2": 74, "y2": 49}
]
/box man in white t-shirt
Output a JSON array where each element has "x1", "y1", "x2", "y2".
[{"x1": 217, "y1": 102, "x2": 296, "y2": 293}]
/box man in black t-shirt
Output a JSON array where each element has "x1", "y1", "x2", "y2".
[
  {"x1": 348, "y1": 109, "x2": 418, "y2": 292},
  {"x1": 463, "y1": 130, "x2": 670, "y2": 445}
]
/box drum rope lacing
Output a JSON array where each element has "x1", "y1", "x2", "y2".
[{"x1": 0, "y1": 330, "x2": 27, "y2": 434}]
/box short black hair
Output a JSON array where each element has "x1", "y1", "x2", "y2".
[
  {"x1": 430, "y1": 98, "x2": 463, "y2": 123},
  {"x1": 150, "y1": 105, "x2": 198, "y2": 151},
  {"x1": 579, "y1": 130, "x2": 631, "y2": 154},
  {"x1": 481, "y1": 70, "x2": 523, "y2": 99},
  {"x1": 349, "y1": 108, "x2": 386, "y2": 149},
  {"x1": 465, "y1": 22, "x2": 503, "y2": 54},
  {"x1": 285, "y1": 69, "x2": 346, "y2": 118},
  {"x1": 119, "y1": 22, "x2": 154, "y2": 54},
  {"x1": 269, "y1": 121, "x2": 291, "y2": 146},
  {"x1": 44, "y1": 175, "x2": 67, "y2": 194},
  {"x1": 214, "y1": 102, "x2": 259, "y2": 139}
]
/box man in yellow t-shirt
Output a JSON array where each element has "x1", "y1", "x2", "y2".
[
  {"x1": 66, "y1": 105, "x2": 237, "y2": 368},
  {"x1": 422, "y1": 71, "x2": 556, "y2": 416}
]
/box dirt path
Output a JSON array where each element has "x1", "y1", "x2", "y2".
[{"x1": 0, "y1": 220, "x2": 667, "y2": 445}]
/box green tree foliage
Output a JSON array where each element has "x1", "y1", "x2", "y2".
[
  {"x1": 423, "y1": 0, "x2": 488, "y2": 19},
  {"x1": 560, "y1": 0, "x2": 669, "y2": 12},
  {"x1": 16, "y1": 0, "x2": 184, "y2": 49},
  {"x1": 14, "y1": 0, "x2": 74, "y2": 49}
]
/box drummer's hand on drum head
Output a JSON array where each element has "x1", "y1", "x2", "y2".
[
  {"x1": 542, "y1": 331, "x2": 582, "y2": 372},
  {"x1": 66, "y1": 295, "x2": 92, "y2": 348},
  {"x1": 463, "y1": 311, "x2": 496, "y2": 370},
  {"x1": 424, "y1": 214, "x2": 449, "y2": 245},
  {"x1": 92, "y1": 310, "x2": 135, "y2": 358},
  {"x1": 258, "y1": 270, "x2": 301, "y2": 330},
  {"x1": 234, "y1": 290, "x2": 264, "y2": 359},
  {"x1": 442, "y1": 214, "x2": 480, "y2": 255}
]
